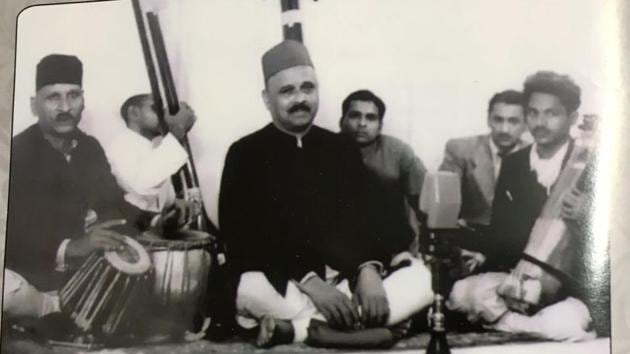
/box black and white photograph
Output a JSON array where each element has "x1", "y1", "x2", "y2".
[{"x1": 0, "y1": 0, "x2": 615, "y2": 353}]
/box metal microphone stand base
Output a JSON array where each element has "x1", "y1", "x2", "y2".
[
  {"x1": 426, "y1": 294, "x2": 451, "y2": 354},
  {"x1": 427, "y1": 333, "x2": 451, "y2": 354},
  {"x1": 425, "y1": 231, "x2": 451, "y2": 354}
]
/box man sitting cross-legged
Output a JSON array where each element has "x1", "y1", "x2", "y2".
[
  {"x1": 447, "y1": 71, "x2": 609, "y2": 341},
  {"x1": 3, "y1": 54, "x2": 190, "y2": 340},
  {"x1": 219, "y1": 40, "x2": 433, "y2": 349}
]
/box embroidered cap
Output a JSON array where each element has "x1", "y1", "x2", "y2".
[{"x1": 262, "y1": 40, "x2": 313, "y2": 83}]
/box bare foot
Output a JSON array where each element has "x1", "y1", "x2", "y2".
[
  {"x1": 389, "y1": 319, "x2": 412, "y2": 341},
  {"x1": 256, "y1": 316, "x2": 294, "y2": 348}
]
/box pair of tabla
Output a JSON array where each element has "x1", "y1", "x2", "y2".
[{"x1": 59, "y1": 230, "x2": 213, "y2": 339}]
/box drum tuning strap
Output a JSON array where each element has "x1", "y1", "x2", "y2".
[{"x1": 520, "y1": 253, "x2": 579, "y2": 290}]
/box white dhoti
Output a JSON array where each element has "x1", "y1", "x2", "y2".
[
  {"x1": 447, "y1": 272, "x2": 596, "y2": 342},
  {"x1": 235, "y1": 257, "x2": 433, "y2": 343},
  {"x1": 3, "y1": 269, "x2": 60, "y2": 319}
]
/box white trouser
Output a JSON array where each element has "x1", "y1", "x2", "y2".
[
  {"x1": 235, "y1": 257, "x2": 433, "y2": 343},
  {"x1": 3, "y1": 269, "x2": 60, "y2": 319},
  {"x1": 447, "y1": 272, "x2": 596, "y2": 342}
]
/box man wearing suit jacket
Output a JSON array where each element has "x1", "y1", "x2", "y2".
[
  {"x1": 448, "y1": 71, "x2": 607, "y2": 340},
  {"x1": 439, "y1": 90, "x2": 528, "y2": 228}
]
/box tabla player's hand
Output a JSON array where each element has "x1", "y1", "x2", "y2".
[
  {"x1": 160, "y1": 199, "x2": 197, "y2": 230},
  {"x1": 560, "y1": 187, "x2": 589, "y2": 221},
  {"x1": 301, "y1": 275, "x2": 359, "y2": 329},
  {"x1": 66, "y1": 219, "x2": 128, "y2": 258},
  {"x1": 165, "y1": 102, "x2": 196, "y2": 140},
  {"x1": 353, "y1": 265, "x2": 389, "y2": 327}
]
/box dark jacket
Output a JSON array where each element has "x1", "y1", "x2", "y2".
[
  {"x1": 6, "y1": 124, "x2": 145, "y2": 291},
  {"x1": 484, "y1": 142, "x2": 574, "y2": 270},
  {"x1": 219, "y1": 124, "x2": 389, "y2": 295}
]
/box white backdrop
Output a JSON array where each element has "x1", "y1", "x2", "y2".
[{"x1": 12, "y1": 0, "x2": 607, "y2": 223}]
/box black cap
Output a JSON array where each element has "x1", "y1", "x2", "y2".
[{"x1": 36, "y1": 54, "x2": 82, "y2": 91}]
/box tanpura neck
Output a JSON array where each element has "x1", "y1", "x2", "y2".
[{"x1": 535, "y1": 136, "x2": 570, "y2": 159}]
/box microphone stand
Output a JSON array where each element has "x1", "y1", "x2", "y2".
[{"x1": 419, "y1": 214, "x2": 452, "y2": 354}]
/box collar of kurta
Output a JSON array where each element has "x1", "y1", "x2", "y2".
[
  {"x1": 34, "y1": 124, "x2": 83, "y2": 161},
  {"x1": 266, "y1": 123, "x2": 317, "y2": 148},
  {"x1": 529, "y1": 138, "x2": 574, "y2": 194}
]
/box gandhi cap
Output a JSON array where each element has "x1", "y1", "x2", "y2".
[
  {"x1": 262, "y1": 40, "x2": 313, "y2": 83},
  {"x1": 36, "y1": 54, "x2": 83, "y2": 91}
]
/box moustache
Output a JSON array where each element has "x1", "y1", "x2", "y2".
[
  {"x1": 56, "y1": 112, "x2": 76, "y2": 121},
  {"x1": 531, "y1": 127, "x2": 550, "y2": 137},
  {"x1": 288, "y1": 103, "x2": 311, "y2": 114},
  {"x1": 495, "y1": 132, "x2": 512, "y2": 140}
]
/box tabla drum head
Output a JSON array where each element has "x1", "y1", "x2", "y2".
[
  {"x1": 139, "y1": 229, "x2": 213, "y2": 250},
  {"x1": 104, "y1": 236, "x2": 152, "y2": 274}
]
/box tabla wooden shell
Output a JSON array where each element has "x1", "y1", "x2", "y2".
[
  {"x1": 137, "y1": 230, "x2": 213, "y2": 328},
  {"x1": 59, "y1": 236, "x2": 152, "y2": 336}
]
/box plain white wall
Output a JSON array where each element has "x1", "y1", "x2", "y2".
[{"x1": 12, "y1": 0, "x2": 607, "y2": 223}]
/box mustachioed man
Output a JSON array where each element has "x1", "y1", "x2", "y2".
[
  {"x1": 4, "y1": 54, "x2": 185, "y2": 323},
  {"x1": 219, "y1": 41, "x2": 432, "y2": 348}
]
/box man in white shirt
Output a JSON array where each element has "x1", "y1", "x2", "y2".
[{"x1": 106, "y1": 94, "x2": 197, "y2": 218}]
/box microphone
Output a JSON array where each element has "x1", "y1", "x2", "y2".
[
  {"x1": 419, "y1": 172, "x2": 461, "y2": 354},
  {"x1": 419, "y1": 171, "x2": 462, "y2": 229}
]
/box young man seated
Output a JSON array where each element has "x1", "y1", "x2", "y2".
[
  {"x1": 447, "y1": 71, "x2": 608, "y2": 341},
  {"x1": 339, "y1": 89, "x2": 427, "y2": 255}
]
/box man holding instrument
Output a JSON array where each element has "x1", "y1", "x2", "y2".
[
  {"x1": 3, "y1": 54, "x2": 186, "y2": 323},
  {"x1": 219, "y1": 40, "x2": 432, "y2": 349},
  {"x1": 447, "y1": 71, "x2": 605, "y2": 340},
  {"x1": 106, "y1": 94, "x2": 198, "y2": 225}
]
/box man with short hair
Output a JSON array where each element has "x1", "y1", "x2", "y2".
[
  {"x1": 106, "y1": 93, "x2": 196, "y2": 217},
  {"x1": 447, "y1": 71, "x2": 607, "y2": 340},
  {"x1": 4, "y1": 54, "x2": 182, "y2": 322},
  {"x1": 219, "y1": 41, "x2": 431, "y2": 348},
  {"x1": 339, "y1": 89, "x2": 426, "y2": 255},
  {"x1": 440, "y1": 90, "x2": 528, "y2": 228}
]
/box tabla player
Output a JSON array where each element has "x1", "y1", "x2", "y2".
[{"x1": 3, "y1": 54, "x2": 187, "y2": 325}]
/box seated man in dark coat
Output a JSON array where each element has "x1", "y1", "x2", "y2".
[
  {"x1": 3, "y1": 54, "x2": 182, "y2": 322},
  {"x1": 447, "y1": 71, "x2": 607, "y2": 340},
  {"x1": 219, "y1": 41, "x2": 432, "y2": 348}
]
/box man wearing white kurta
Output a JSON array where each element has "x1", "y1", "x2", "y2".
[{"x1": 106, "y1": 94, "x2": 195, "y2": 213}]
